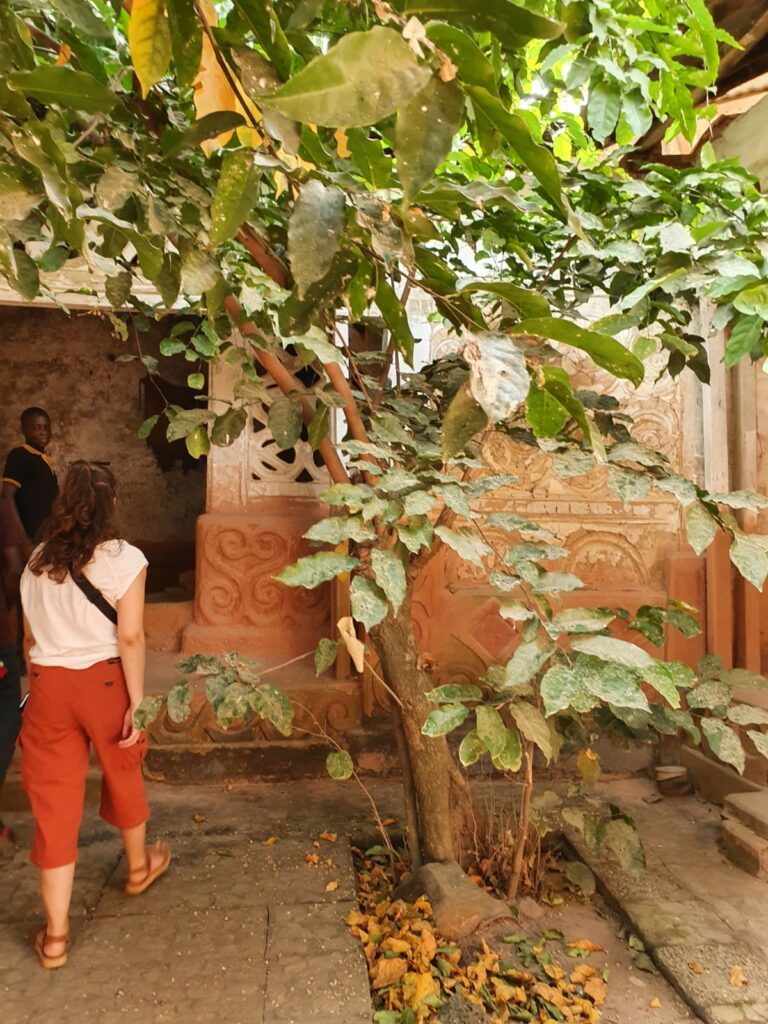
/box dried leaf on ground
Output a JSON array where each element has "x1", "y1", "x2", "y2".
[
  {"x1": 688, "y1": 961, "x2": 704, "y2": 974},
  {"x1": 371, "y1": 956, "x2": 408, "y2": 989},
  {"x1": 193, "y1": 813, "x2": 206, "y2": 823},
  {"x1": 730, "y1": 964, "x2": 747, "y2": 987},
  {"x1": 325, "y1": 879, "x2": 340, "y2": 892},
  {"x1": 262, "y1": 836, "x2": 278, "y2": 846},
  {"x1": 305, "y1": 852, "x2": 319, "y2": 865},
  {"x1": 650, "y1": 996, "x2": 662, "y2": 1008},
  {"x1": 320, "y1": 831, "x2": 338, "y2": 842},
  {"x1": 566, "y1": 939, "x2": 605, "y2": 953}
]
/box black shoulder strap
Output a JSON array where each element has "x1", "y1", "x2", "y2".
[{"x1": 72, "y1": 574, "x2": 118, "y2": 626}]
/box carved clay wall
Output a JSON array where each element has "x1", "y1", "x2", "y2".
[{"x1": 412, "y1": 338, "x2": 707, "y2": 686}]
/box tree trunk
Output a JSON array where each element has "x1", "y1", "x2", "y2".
[{"x1": 371, "y1": 595, "x2": 475, "y2": 864}]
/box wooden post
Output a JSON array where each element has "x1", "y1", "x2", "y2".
[
  {"x1": 733, "y1": 358, "x2": 762, "y2": 670},
  {"x1": 701, "y1": 306, "x2": 734, "y2": 668}
]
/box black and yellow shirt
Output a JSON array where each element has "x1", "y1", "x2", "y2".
[{"x1": 2, "y1": 444, "x2": 58, "y2": 541}]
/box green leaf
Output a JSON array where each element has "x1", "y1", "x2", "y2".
[
  {"x1": 181, "y1": 251, "x2": 220, "y2": 294},
  {"x1": 428, "y1": 684, "x2": 483, "y2": 703},
  {"x1": 747, "y1": 730, "x2": 768, "y2": 760},
  {"x1": 515, "y1": 317, "x2": 644, "y2": 386},
  {"x1": 725, "y1": 314, "x2": 762, "y2": 367},
  {"x1": 304, "y1": 515, "x2": 376, "y2": 544},
  {"x1": 549, "y1": 607, "x2": 614, "y2": 636},
  {"x1": 425, "y1": 24, "x2": 497, "y2": 93},
  {"x1": 165, "y1": 112, "x2": 246, "y2": 157},
  {"x1": 210, "y1": 149, "x2": 260, "y2": 246},
  {"x1": 326, "y1": 750, "x2": 354, "y2": 779},
  {"x1": 460, "y1": 281, "x2": 550, "y2": 319},
  {"x1": 167, "y1": 0, "x2": 203, "y2": 89},
  {"x1": 434, "y1": 526, "x2": 492, "y2": 567},
  {"x1": 314, "y1": 638, "x2": 340, "y2": 676},
  {"x1": 249, "y1": 684, "x2": 294, "y2": 737},
  {"x1": 406, "y1": 0, "x2": 564, "y2": 49},
  {"x1": 422, "y1": 703, "x2": 470, "y2": 737},
  {"x1": 608, "y1": 468, "x2": 651, "y2": 507},
  {"x1": 166, "y1": 408, "x2": 215, "y2": 442},
  {"x1": 466, "y1": 88, "x2": 565, "y2": 215},
  {"x1": 288, "y1": 179, "x2": 346, "y2": 298},
  {"x1": 138, "y1": 414, "x2": 159, "y2": 440},
  {"x1": 713, "y1": 490, "x2": 768, "y2": 512},
  {"x1": 375, "y1": 275, "x2": 416, "y2": 365},
  {"x1": 442, "y1": 384, "x2": 489, "y2": 458},
  {"x1": 733, "y1": 284, "x2": 768, "y2": 320},
  {"x1": 8, "y1": 68, "x2": 117, "y2": 113},
  {"x1": 498, "y1": 639, "x2": 552, "y2": 691},
  {"x1": 133, "y1": 695, "x2": 164, "y2": 730},
  {"x1": 128, "y1": 0, "x2": 172, "y2": 97},
  {"x1": 260, "y1": 26, "x2": 431, "y2": 127},
  {"x1": 687, "y1": 679, "x2": 732, "y2": 713},
  {"x1": 187, "y1": 373, "x2": 205, "y2": 391},
  {"x1": 185, "y1": 425, "x2": 210, "y2": 459},
  {"x1": 211, "y1": 407, "x2": 247, "y2": 447},
  {"x1": 578, "y1": 658, "x2": 651, "y2": 711},
  {"x1": 371, "y1": 549, "x2": 407, "y2": 613},
  {"x1": 275, "y1": 551, "x2": 359, "y2": 588},
  {"x1": 526, "y1": 376, "x2": 569, "y2": 437},
  {"x1": 268, "y1": 394, "x2": 303, "y2": 450},
  {"x1": 701, "y1": 717, "x2": 746, "y2": 775},
  {"x1": 395, "y1": 75, "x2": 464, "y2": 203},
  {"x1": 588, "y1": 78, "x2": 622, "y2": 143},
  {"x1": 289, "y1": 325, "x2": 344, "y2": 366},
  {"x1": 511, "y1": 702, "x2": 553, "y2": 760},
  {"x1": 571, "y1": 636, "x2": 653, "y2": 670},
  {"x1": 476, "y1": 705, "x2": 507, "y2": 756},
  {"x1": 464, "y1": 331, "x2": 530, "y2": 423},
  {"x1": 458, "y1": 729, "x2": 486, "y2": 767},
  {"x1": 729, "y1": 705, "x2": 768, "y2": 727},
  {"x1": 494, "y1": 726, "x2": 523, "y2": 772},
  {"x1": 350, "y1": 576, "x2": 389, "y2": 629},
  {"x1": 541, "y1": 665, "x2": 582, "y2": 717},
  {"x1": 166, "y1": 681, "x2": 191, "y2": 723},
  {"x1": 685, "y1": 503, "x2": 717, "y2": 556},
  {"x1": 730, "y1": 533, "x2": 768, "y2": 591},
  {"x1": 308, "y1": 404, "x2": 329, "y2": 450},
  {"x1": 51, "y1": 0, "x2": 112, "y2": 38},
  {"x1": 397, "y1": 517, "x2": 433, "y2": 554}
]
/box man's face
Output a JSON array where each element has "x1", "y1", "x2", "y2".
[{"x1": 24, "y1": 415, "x2": 51, "y2": 451}]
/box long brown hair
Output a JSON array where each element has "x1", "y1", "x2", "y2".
[{"x1": 30, "y1": 461, "x2": 119, "y2": 582}]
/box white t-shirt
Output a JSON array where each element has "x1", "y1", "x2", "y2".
[{"x1": 21, "y1": 540, "x2": 148, "y2": 669}]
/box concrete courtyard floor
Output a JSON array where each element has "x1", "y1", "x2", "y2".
[{"x1": 0, "y1": 776, "x2": 765, "y2": 1024}]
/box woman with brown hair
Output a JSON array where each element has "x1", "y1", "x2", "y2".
[{"x1": 20, "y1": 460, "x2": 170, "y2": 969}]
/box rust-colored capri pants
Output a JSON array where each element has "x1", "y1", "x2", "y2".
[{"x1": 21, "y1": 658, "x2": 149, "y2": 869}]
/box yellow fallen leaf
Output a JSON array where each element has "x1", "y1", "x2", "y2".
[
  {"x1": 325, "y1": 879, "x2": 340, "y2": 892},
  {"x1": 193, "y1": 813, "x2": 206, "y2": 823},
  {"x1": 584, "y1": 976, "x2": 607, "y2": 1005},
  {"x1": 334, "y1": 129, "x2": 350, "y2": 158},
  {"x1": 320, "y1": 831, "x2": 338, "y2": 843},
  {"x1": 566, "y1": 939, "x2": 605, "y2": 953},
  {"x1": 262, "y1": 836, "x2": 278, "y2": 846},
  {"x1": 382, "y1": 818, "x2": 396, "y2": 826},
  {"x1": 371, "y1": 956, "x2": 407, "y2": 989},
  {"x1": 570, "y1": 965, "x2": 596, "y2": 985},
  {"x1": 730, "y1": 965, "x2": 747, "y2": 987},
  {"x1": 337, "y1": 616, "x2": 366, "y2": 672},
  {"x1": 403, "y1": 970, "x2": 439, "y2": 1009},
  {"x1": 55, "y1": 44, "x2": 72, "y2": 67},
  {"x1": 305, "y1": 853, "x2": 319, "y2": 865},
  {"x1": 650, "y1": 997, "x2": 662, "y2": 1008},
  {"x1": 688, "y1": 961, "x2": 704, "y2": 974},
  {"x1": 381, "y1": 937, "x2": 411, "y2": 955}
]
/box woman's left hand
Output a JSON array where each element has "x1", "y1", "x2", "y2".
[{"x1": 118, "y1": 705, "x2": 142, "y2": 747}]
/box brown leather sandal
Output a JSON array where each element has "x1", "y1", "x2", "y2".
[
  {"x1": 34, "y1": 927, "x2": 69, "y2": 969},
  {"x1": 125, "y1": 841, "x2": 171, "y2": 896}
]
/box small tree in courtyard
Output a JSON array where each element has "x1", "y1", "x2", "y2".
[{"x1": 3, "y1": 0, "x2": 768, "y2": 878}]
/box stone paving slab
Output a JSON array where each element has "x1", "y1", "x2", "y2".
[
  {"x1": 264, "y1": 902, "x2": 371, "y2": 1024},
  {"x1": 0, "y1": 782, "x2": 373, "y2": 1024},
  {"x1": 567, "y1": 779, "x2": 768, "y2": 1024}
]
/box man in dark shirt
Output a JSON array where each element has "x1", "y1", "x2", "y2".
[
  {"x1": 0, "y1": 500, "x2": 23, "y2": 849},
  {"x1": 2, "y1": 407, "x2": 58, "y2": 548}
]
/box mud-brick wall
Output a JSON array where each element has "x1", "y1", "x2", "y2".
[{"x1": 0, "y1": 306, "x2": 205, "y2": 592}]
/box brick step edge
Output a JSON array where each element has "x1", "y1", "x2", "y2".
[{"x1": 720, "y1": 817, "x2": 768, "y2": 878}]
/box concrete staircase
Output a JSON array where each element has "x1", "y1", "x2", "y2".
[{"x1": 721, "y1": 791, "x2": 768, "y2": 877}]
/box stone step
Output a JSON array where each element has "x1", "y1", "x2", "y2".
[
  {"x1": 723, "y1": 790, "x2": 768, "y2": 840},
  {"x1": 143, "y1": 599, "x2": 192, "y2": 653},
  {"x1": 720, "y1": 817, "x2": 768, "y2": 878}
]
